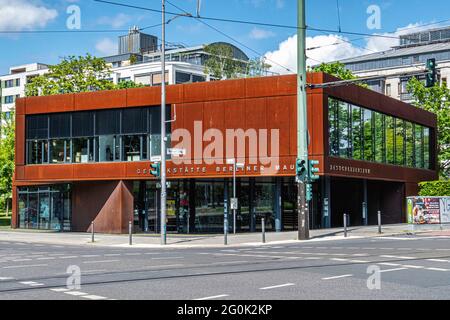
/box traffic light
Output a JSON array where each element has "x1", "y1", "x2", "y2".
[
  {"x1": 309, "y1": 160, "x2": 320, "y2": 181},
  {"x1": 306, "y1": 183, "x2": 313, "y2": 201},
  {"x1": 296, "y1": 159, "x2": 307, "y2": 181},
  {"x1": 150, "y1": 162, "x2": 161, "y2": 178},
  {"x1": 426, "y1": 58, "x2": 437, "y2": 88}
]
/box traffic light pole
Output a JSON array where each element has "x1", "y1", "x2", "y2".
[
  {"x1": 297, "y1": 0, "x2": 309, "y2": 241},
  {"x1": 160, "y1": 0, "x2": 167, "y2": 245}
]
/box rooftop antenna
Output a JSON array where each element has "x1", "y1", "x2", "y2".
[{"x1": 196, "y1": 0, "x2": 202, "y2": 17}]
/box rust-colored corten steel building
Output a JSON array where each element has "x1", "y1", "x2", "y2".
[{"x1": 12, "y1": 73, "x2": 438, "y2": 234}]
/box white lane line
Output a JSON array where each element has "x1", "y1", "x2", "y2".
[
  {"x1": 379, "y1": 262, "x2": 401, "y2": 266},
  {"x1": 322, "y1": 274, "x2": 353, "y2": 280},
  {"x1": 379, "y1": 267, "x2": 408, "y2": 273},
  {"x1": 64, "y1": 291, "x2": 88, "y2": 296},
  {"x1": 260, "y1": 283, "x2": 295, "y2": 290},
  {"x1": 83, "y1": 295, "x2": 108, "y2": 300},
  {"x1": 350, "y1": 260, "x2": 369, "y2": 263},
  {"x1": 20, "y1": 281, "x2": 44, "y2": 286},
  {"x1": 59, "y1": 256, "x2": 79, "y2": 259},
  {"x1": 104, "y1": 254, "x2": 121, "y2": 257},
  {"x1": 304, "y1": 257, "x2": 321, "y2": 260},
  {"x1": 125, "y1": 253, "x2": 141, "y2": 256},
  {"x1": 81, "y1": 255, "x2": 100, "y2": 258},
  {"x1": 12, "y1": 259, "x2": 32, "y2": 262},
  {"x1": 330, "y1": 258, "x2": 349, "y2": 262},
  {"x1": 82, "y1": 260, "x2": 119, "y2": 264},
  {"x1": 143, "y1": 252, "x2": 160, "y2": 255},
  {"x1": 0, "y1": 277, "x2": 14, "y2": 280},
  {"x1": 194, "y1": 294, "x2": 229, "y2": 300},
  {"x1": 427, "y1": 259, "x2": 449, "y2": 263},
  {"x1": 37, "y1": 257, "x2": 55, "y2": 260},
  {"x1": 3, "y1": 264, "x2": 48, "y2": 269},
  {"x1": 402, "y1": 265, "x2": 425, "y2": 269},
  {"x1": 51, "y1": 288, "x2": 70, "y2": 292},
  {"x1": 380, "y1": 255, "x2": 415, "y2": 259},
  {"x1": 427, "y1": 267, "x2": 449, "y2": 272},
  {"x1": 151, "y1": 257, "x2": 184, "y2": 260}
]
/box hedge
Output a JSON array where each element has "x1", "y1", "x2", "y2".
[{"x1": 418, "y1": 181, "x2": 450, "y2": 196}]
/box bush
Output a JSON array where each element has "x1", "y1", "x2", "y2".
[{"x1": 418, "y1": 181, "x2": 450, "y2": 196}]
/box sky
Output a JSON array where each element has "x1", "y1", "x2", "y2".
[{"x1": 0, "y1": 0, "x2": 449, "y2": 75}]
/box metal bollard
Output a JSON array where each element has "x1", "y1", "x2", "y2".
[
  {"x1": 91, "y1": 221, "x2": 95, "y2": 243},
  {"x1": 343, "y1": 214, "x2": 347, "y2": 238},
  {"x1": 262, "y1": 218, "x2": 266, "y2": 243},
  {"x1": 378, "y1": 211, "x2": 382, "y2": 234},
  {"x1": 129, "y1": 221, "x2": 133, "y2": 246}
]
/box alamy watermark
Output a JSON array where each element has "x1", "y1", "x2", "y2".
[
  {"x1": 66, "y1": 265, "x2": 81, "y2": 290},
  {"x1": 366, "y1": 4, "x2": 381, "y2": 30}
]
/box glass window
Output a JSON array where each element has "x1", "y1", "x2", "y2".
[
  {"x1": 415, "y1": 125, "x2": 423, "y2": 168},
  {"x1": 175, "y1": 72, "x2": 191, "y2": 84},
  {"x1": 50, "y1": 139, "x2": 70, "y2": 163},
  {"x1": 374, "y1": 113, "x2": 385, "y2": 163},
  {"x1": 27, "y1": 115, "x2": 48, "y2": 139},
  {"x1": 27, "y1": 140, "x2": 48, "y2": 164},
  {"x1": 338, "y1": 101, "x2": 350, "y2": 158},
  {"x1": 328, "y1": 98, "x2": 338, "y2": 156},
  {"x1": 385, "y1": 116, "x2": 395, "y2": 165},
  {"x1": 72, "y1": 112, "x2": 94, "y2": 137},
  {"x1": 49, "y1": 113, "x2": 70, "y2": 138},
  {"x1": 39, "y1": 192, "x2": 50, "y2": 229},
  {"x1": 150, "y1": 134, "x2": 161, "y2": 157},
  {"x1": 363, "y1": 109, "x2": 374, "y2": 161},
  {"x1": 72, "y1": 137, "x2": 94, "y2": 163},
  {"x1": 424, "y1": 127, "x2": 430, "y2": 169},
  {"x1": 405, "y1": 122, "x2": 414, "y2": 167},
  {"x1": 395, "y1": 119, "x2": 405, "y2": 166},
  {"x1": 351, "y1": 105, "x2": 362, "y2": 160},
  {"x1": 122, "y1": 108, "x2": 148, "y2": 134},
  {"x1": 96, "y1": 109, "x2": 120, "y2": 135},
  {"x1": 192, "y1": 75, "x2": 206, "y2": 82},
  {"x1": 124, "y1": 135, "x2": 147, "y2": 161},
  {"x1": 195, "y1": 181, "x2": 225, "y2": 233},
  {"x1": 98, "y1": 135, "x2": 120, "y2": 162}
]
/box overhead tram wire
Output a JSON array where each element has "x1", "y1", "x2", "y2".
[
  {"x1": 163, "y1": 0, "x2": 294, "y2": 74},
  {"x1": 0, "y1": 23, "x2": 163, "y2": 34}
]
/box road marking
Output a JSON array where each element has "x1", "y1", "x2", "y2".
[
  {"x1": 427, "y1": 267, "x2": 449, "y2": 272},
  {"x1": 59, "y1": 256, "x2": 79, "y2": 259},
  {"x1": 0, "y1": 277, "x2": 14, "y2": 281},
  {"x1": 349, "y1": 260, "x2": 369, "y2": 263},
  {"x1": 83, "y1": 295, "x2": 108, "y2": 300},
  {"x1": 427, "y1": 259, "x2": 449, "y2": 263},
  {"x1": 20, "y1": 281, "x2": 44, "y2": 286},
  {"x1": 82, "y1": 260, "x2": 119, "y2": 264},
  {"x1": 260, "y1": 283, "x2": 295, "y2": 290},
  {"x1": 125, "y1": 253, "x2": 141, "y2": 256},
  {"x1": 304, "y1": 257, "x2": 321, "y2": 260},
  {"x1": 379, "y1": 267, "x2": 408, "y2": 273},
  {"x1": 330, "y1": 258, "x2": 349, "y2": 262},
  {"x1": 81, "y1": 255, "x2": 100, "y2": 258},
  {"x1": 151, "y1": 257, "x2": 184, "y2": 260},
  {"x1": 379, "y1": 262, "x2": 401, "y2": 266},
  {"x1": 402, "y1": 265, "x2": 424, "y2": 269},
  {"x1": 380, "y1": 255, "x2": 415, "y2": 259},
  {"x1": 37, "y1": 257, "x2": 55, "y2": 260},
  {"x1": 12, "y1": 259, "x2": 32, "y2": 262},
  {"x1": 3, "y1": 264, "x2": 48, "y2": 269},
  {"x1": 104, "y1": 254, "x2": 121, "y2": 257},
  {"x1": 65, "y1": 291, "x2": 88, "y2": 296},
  {"x1": 194, "y1": 294, "x2": 229, "y2": 300},
  {"x1": 51, "y1": 288, "x2": 70, "y2": 292},
  {"x1": 322, "y1": 274, "x2": 353, "y2": 280}
]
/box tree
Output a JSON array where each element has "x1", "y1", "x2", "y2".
[
  {"x1": 244, "y1": 58, "x2": 272, "y2": 78},
  {"x1": 407, "y1": 77, "x2": 450, "y2": 178},
  {"x1": 310, "y1": 61, "x2": 358, "y2": 80},
  {"x1": 25, "y1": 54, "x2": 142, "y2": 97},
  {"x1": 0, "y1": 112, "x2": 15, "y2": 215},
  {"x1": 203, "y1": 44, "x2": 244, "y2": 79}
]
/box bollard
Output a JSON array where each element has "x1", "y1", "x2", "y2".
[
  {"x1": 343, "y1": 214, "x2": 347, "y2": 238},
  {"x1": 91, "y1": 221, "x2": 95, "y2": 243},
  {"x1": 129, "y1": 221, "x2": 133, "y2": 246},
  {"x1": 378, "y1": 211, "x2": 382, "y2": 234},
  {"x1": 262, "y1": 218, "x2": 266, "y2": 243}
]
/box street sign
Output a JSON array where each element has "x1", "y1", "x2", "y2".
[
  {"x1": 156, "y1": 182, "x2": 171, "y2": 189},
  {"x1": 150, "y1": 156, "x2": 162, "y2": 162},
  {"x1": 230, "y1": 198, "x2": 238, "y2": 210},
  {"x1": 167, "y1": 148, "x2": 186, "y2": 156}
]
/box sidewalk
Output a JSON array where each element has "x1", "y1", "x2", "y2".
[{"x1": 0, "y1": 223, "x2": 449, "y2": 248}]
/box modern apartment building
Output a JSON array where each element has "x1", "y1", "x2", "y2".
[{"x1": 341, "y1": 26, "x2": 450, "y2": 103}]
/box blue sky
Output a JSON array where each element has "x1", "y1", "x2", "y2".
[{"x1": 0, "y1": 0, "x2": 449, "y2": 74}]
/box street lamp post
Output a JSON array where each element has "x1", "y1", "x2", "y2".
[
  {"x1": 160, "y1": 0, "x2": 167, "y2": 245},
  {"x1": 227, "y1": 159, "x2": 244, "y2": 234}
]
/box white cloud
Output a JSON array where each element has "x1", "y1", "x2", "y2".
[
  {"x1": 97, "y1": 13, "x2": 133, "y2": 29},
  {"x1": 95, "y1": 38, "x2": 117, "y2": 56},
  {"x1": 249, "y1": 27, "x2": 275, "y2": 40},
  {"x1": 0, "y1": 0, "x2": 58, "y2": 31},
  {"x1": 264, "y1": 21, "x2": 450, "y2": 75}
]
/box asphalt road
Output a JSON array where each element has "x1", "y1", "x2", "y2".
[{"x1": 1, "y1": 234, "x2": 450, "y2": 300}]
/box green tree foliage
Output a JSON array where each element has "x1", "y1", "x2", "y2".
[
  {"x1": 0, "y1": 112, "x2": 15, "y2": 214},
  {"x1": 25, "y1": 54, "x2": 142, "y2": 97},
  {"x1": 310, "y1": 61, "x2": 368, "y2": 88},
  {"x1": 419, "y1": 181, "x2": 450, "y2": 196},
  {"x1": 203, "y1": 44, "x2": 244, "y2": 79},
  {"x1": 407, "y1": 77, "x2": 450, "y2": 178}
]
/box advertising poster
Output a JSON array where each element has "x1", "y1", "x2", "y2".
[
  {"x1": 440, "y1": 197, "x2": 450, "y2": 224},
  {"x1": 409, "y1": 197, "x2": 441, "y2": 224}
]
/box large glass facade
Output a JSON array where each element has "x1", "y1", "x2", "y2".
[
  {"x1": 25, "y1": 106, "x2": 170, "y2": 165},
  {"x1": 328, "y1": 97, "x2": 432, "y2": 169},
  {"x1": 18, "y1": 185, "x2": 71, "y2": 231}
]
